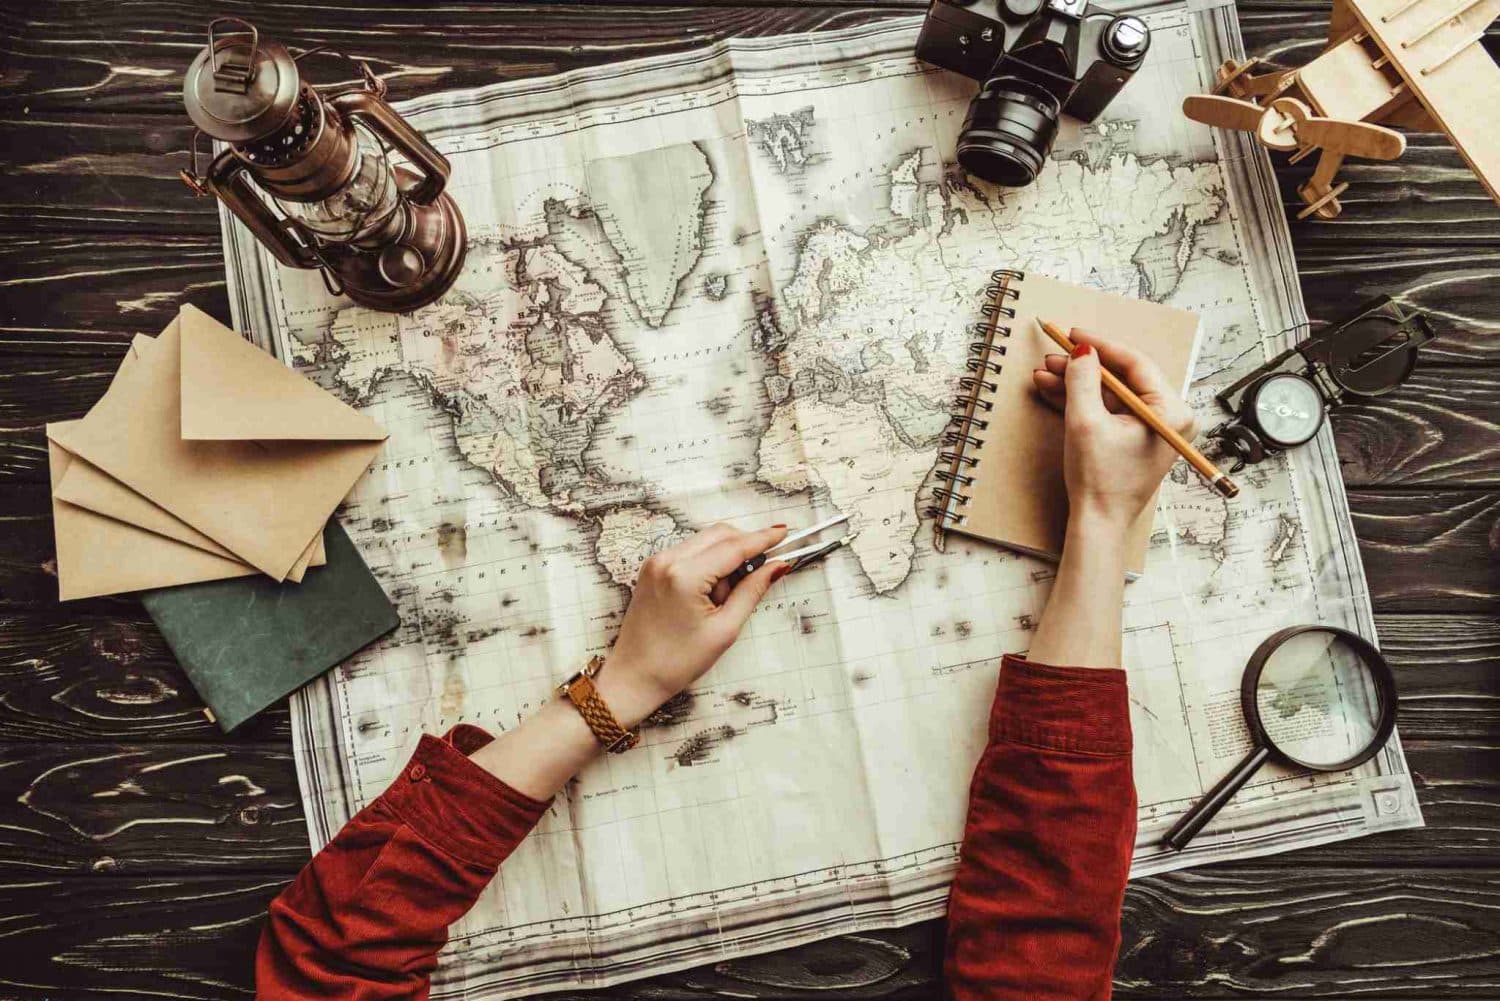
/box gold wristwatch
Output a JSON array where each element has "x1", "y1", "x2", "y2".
[{"x1": 557, "y1": 655, "x2": 640, "y2": 753}]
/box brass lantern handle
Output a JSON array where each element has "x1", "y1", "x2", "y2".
[
  {"x1": 204, "y1": 149, "x2": 323, "y2": 270},
  {"x1": 206, "y1": 17, "x2": 260, "y2": 93},
  {"x1": 331, "y1": 89, "x2": 451, "y2": 206}
]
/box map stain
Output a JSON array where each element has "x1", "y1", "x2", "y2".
[
  {"x1": 672, "y1": 724, "x2": 737, "y2": 767},
  {"x1": 466, "y1": 626, "x2": 504, "y2": 644},
  {"x1": 438, "y1": 522, "x2": 468, "y2": 562},
  {"x1": 644, "y1": 691, "x2": 695, "y2": 727},
  {"x1": 440, "y1": 656, "x2": 464, "y2": 717}
]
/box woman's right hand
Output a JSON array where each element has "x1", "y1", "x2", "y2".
[
  {"x1": 600, "y1": 523, "x2": 790, "y2": 725},
  {"x1": 1031, "y1": 328, "x2": 1197, "y2": 535},
  {"x1": 471, "y1": 523, "x2": 789, "y2": 800}
]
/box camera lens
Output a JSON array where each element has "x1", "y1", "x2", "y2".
[{"x1": 956, "y1": 76, "x2": 1060, "y2": 187}]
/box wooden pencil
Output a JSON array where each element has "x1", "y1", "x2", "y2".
[{"x1": 1037, "y1": 319, "x2": 1239, "y2": 499}]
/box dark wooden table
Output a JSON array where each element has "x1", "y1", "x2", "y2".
[{"x1": 2, "y1": 2, "x2": 1497, "y2": 998}]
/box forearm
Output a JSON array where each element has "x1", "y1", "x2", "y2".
[
  {"x1": 256, "y1": 667, "x2": 651, "y2": 998},
  {"x1": 945, "y1": 512, "x2": 1137, "y2": 1000},
  {"x1": 256, "y1": 522, "x2": 786, "y2": 998},
  {"x1": 946, "y1": 657, "x2": 1136, "y2": 1001},
  {"x1": 469, "y1": 656, "x2": 665, "y2": 800},
  {"x1": 256, "y1": 726, "x2": 548, "y2": 999},
  {"x1": 1027, "y1": 510, "x2": 1128, "y2": 669}
]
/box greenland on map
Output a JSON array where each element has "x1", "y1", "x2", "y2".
[{"x1": 221, "y1": 1, "x2": 1420, "y2": 995}]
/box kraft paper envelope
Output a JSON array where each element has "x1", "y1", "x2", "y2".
[
  {"x1": 48, "y1": 305, "x2": 385, "y2": 581},
  {"x1": 48, "y1": 432, "x2": 257, "y2": 601},
  {"x1": 51, "y1": 450, "x2": 328, "y2": 582},
  {"x1": 48, "y1": 332, "x2": 325, "y2": 588},
  {"x1": 114, "y1": 332, "x2": 328, "y2": 576}
]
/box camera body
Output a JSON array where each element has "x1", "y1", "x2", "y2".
[{"x1": 915, "y1": 0, "x2": 1150, "y2": 185}]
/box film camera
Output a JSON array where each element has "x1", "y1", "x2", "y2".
[{"x1": 915, "y1": 0, "x2": 1151, "y2": 186}]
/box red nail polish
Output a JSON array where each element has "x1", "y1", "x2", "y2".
[
  {"x1": 770, "y1": 564, "x2": 793, "y2": 582},
  {"x1": 1071, "y1": 343, "x2": 1093, "y2": 359},
  {"x1": 771, "y1": 523, "x2": 787, "y2": 529}
]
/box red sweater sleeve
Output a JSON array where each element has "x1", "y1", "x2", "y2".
[
  {"x1": 256, "y1": 724, "x2": 548, "y2": 1000},
  {"x1": 945, "y1": 654, "x2": 1136, "y2": 1001}
]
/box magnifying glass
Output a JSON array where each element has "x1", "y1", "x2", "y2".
[{"x1": 1163, "y1": 625, "x2": 1398, "y2": 852}]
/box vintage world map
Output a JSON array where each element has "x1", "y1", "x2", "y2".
[{"x1": 225, "y1": 6, "x2": 1420, "y2": 996}]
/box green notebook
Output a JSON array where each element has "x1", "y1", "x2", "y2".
[{"x1": 141, "y1": 519, "x2": 399, "y2": 732}]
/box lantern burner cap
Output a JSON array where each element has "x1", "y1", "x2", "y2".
[{"x1": 238, "y1": 91, "x2": 321, "y2": 166}]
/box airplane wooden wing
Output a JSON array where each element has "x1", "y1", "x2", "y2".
[{"x1": 1347, "y1": 0, "x2": 1500, "y2": 204}]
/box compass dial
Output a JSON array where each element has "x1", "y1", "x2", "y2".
[{"x1": 1249, "y1": 373, "x2": 1324, "y2": 448}]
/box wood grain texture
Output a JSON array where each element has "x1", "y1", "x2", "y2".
[
  {"x1": 0, "y1": 742, "x2": 301, "y2": 876},
  {"x1": 6, "y1": 239, "x2": 1496, "y2": 361},
  {"x1": 1293, "y1": 245, "x2": 1500, "y2": 364},
  {"x1": 5, "y1": 117, "x2": 1496, "y2": 242},
  {"x1": 1378, "y1": 614, "x2": 1500, "y2": 740},
  {"x1": 1276, "y1": 133, "x2": 1500, "y2": 244},
  {"x1": 3, "y1": 868, "x2": 1499, "y2": 999},
  {"x1": 2, "y1": 0, "x2": 1489, "y2": 116},
  {"x1": 1351, "y1": 490, "x2": 1500, "y2": 613},
  {"x1": 0, "y1": 736, "x2": 1490, "y2": 877},
  {"x1": 0, "y1": 609, "x2": 292, "y2": 742},
  {"x1": 0, "y1": 483, "x2": 1494, "y2": 610},
  {"x1": 0, "y1": 233, "x2": 229, "y2": 343},
  {"x1": 1330, "y1": 368, "x2": 1500, "y2": 487},
  {"x1": 0, "y1": 114, "x2": 214, "y2": 234},
  {"x1": 0, "y1": 3, "x2": 902, "y2": 113}
]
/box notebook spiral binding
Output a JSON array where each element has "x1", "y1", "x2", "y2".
[{"x1": 926, "y1": 269, "x2": 1023, "y2": 533}]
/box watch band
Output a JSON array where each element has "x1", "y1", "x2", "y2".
[{"x1": 558, "y1": 655, "x2": 640, "y2": 753}]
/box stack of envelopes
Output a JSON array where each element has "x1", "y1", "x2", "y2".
[{"x1": 47, "y1": 304, "x2": 388, "y2": 600}]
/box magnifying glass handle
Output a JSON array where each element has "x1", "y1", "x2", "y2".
[{"x1": 1163, "y1": 744, "x2": 1273, "y2": 852}]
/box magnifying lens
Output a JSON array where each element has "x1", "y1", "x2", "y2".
[{"x1": 1163, "y1": 625, "x2": 1398, "y2": 852}]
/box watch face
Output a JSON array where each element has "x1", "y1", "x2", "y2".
[{"x1": 1249, "y1": 373, "x2": 1324, "y2": 447}]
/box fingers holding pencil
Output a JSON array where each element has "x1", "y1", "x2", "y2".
[
  {"x1": 1032, "y1": 319, "x2": 1236, "y2": 502},
  {"x1": 1032, "y1": 331, "x2": 1196, "y2": 437}
]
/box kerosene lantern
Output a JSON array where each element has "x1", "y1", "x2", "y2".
[{"x1": 180, "y1": 18, "x2": 465, "y2": 312}]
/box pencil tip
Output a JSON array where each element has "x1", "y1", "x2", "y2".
[{"x1": 1214, "y1": 475, "x2": 1240, "y2": 499}]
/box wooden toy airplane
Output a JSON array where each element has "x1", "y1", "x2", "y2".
[{"x1": 1183, "y1": 0, "x2": 1500, "y2": 219}]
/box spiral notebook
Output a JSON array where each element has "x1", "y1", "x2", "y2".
[{"x1": 930, "y1": 271, "x2": 1204, "y2": 576}]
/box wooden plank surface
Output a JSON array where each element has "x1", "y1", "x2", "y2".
[
  {"x1": 6, "y1": 116, "x2": 1498, "y2": 242},
  {"x1": 4, "y1": 484, "x2": 1493, "y2": 613},
  {"x1": 0, "y1": 0, "x2": 1496, "y2": 997},
  {"x1": 3, "y1": 868, "x2": 1500, "y2": 999},
  {"x1": 0, "y1": 3, "x2": 906, "y2": 112},
  {"x1": 0, "y1": 738, "x2": 1491, "y2": 877}
]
